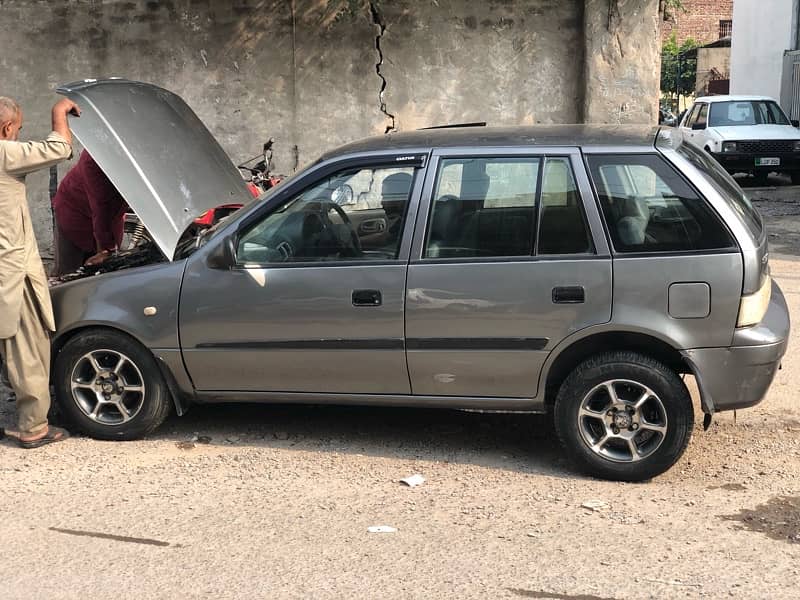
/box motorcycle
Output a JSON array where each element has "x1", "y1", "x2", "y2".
[{"x1": 237, "y1": 138, "x2": 282, "y2": 196}]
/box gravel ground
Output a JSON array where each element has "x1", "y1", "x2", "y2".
[{"x1": 2, "y1": 195, "x2": 800, "y2": 600}]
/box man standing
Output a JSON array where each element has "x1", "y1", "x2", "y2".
[
  {"x1": 52, "y1": 150, "x2": 128, "y2": 276},
  {"x1": 0, "y1": 95, "x2": 79, "y2": 447}
]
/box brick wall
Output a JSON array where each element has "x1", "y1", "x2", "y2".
[{"x1": 661, "y1": 0, "x2": 733, "y2": 45}]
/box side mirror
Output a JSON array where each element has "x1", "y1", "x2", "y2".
[
  {"x1": 792, "y1": 119, "x2": 799, "y2": 128},
  {"x1": 206, "y1": 234, "x2": 236, "y2": 269},
  {"x1": 691, "y1": 122, "x2": 706, "y2": 131},
  {"x1": 332, "y1": 183, "x2": 355, "y2": 206}
]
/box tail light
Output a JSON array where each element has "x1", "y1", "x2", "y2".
[{"x1": 737, "y1": 274, "x2": 772, "y2": 327}]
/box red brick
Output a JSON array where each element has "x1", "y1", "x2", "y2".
[{"x1": 661, "y1": 0, "x2": 733, "y2": 45}]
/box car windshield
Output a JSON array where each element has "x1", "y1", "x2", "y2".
[
  {"x1": 677, "y1": 142, "x2": 763, "y2": 239},
  {"x1": 708, "y1": 100, "x2": 790, "y2": 127}
]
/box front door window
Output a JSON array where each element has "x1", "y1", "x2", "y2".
[{"x1": 237, "y1": 166, "x2": 415, "y2": 264}]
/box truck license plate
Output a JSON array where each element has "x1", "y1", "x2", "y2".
[{"x1": 756, "y1": 157, "x2": 780, "y2": 166}]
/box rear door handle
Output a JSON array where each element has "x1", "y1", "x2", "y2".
[
  {"x1": 552, "y1": 286, "x2": 585, "y2": 304},
  {"x1": 352, "y1": 289, "x2": 382, "y2": 306}
]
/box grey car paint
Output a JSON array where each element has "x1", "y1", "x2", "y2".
[
  {"x1": 56, "y1": 79, "x2": 253, "y2": 259},
  {"x1": 405, "y1": 147, "x2": 612, "y2": 398},
  {"x1": 178, "y1": 152, "x2": 428, "y2": 395},
  {"x1": 51, "y1": 260, "x2": 185, "y2": 350},
  {"x1": 49, "y1": 103, "x2": 788, "y2": 418},
  {"x1": 683, "y1": 281, "x2": 789, "y2": 412},
  {"x1": 656, "y1": 131, "x2": 768, "y2": 296}
]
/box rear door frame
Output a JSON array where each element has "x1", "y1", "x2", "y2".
[{"x1": 403, "y1": 146, "x2": 612, "y2": 400}]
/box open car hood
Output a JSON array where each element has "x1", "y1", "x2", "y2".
[{"x1": 57, "y1": 79, "x2": 252, "y2": 258}]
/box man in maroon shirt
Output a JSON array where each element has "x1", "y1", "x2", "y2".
[{"x1": 52, "y1": 150, "x2": 128, "y2": 276}]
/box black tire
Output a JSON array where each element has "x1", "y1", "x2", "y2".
[
  {"x1": 752, "y1": 171, "x2": 768, "y2": 186},
  {"x1": 54, "y1": 329, "x2": 172, "y2": 440},
  {"x1": 791, "y1": 172, "x2": 800, "y2": 185},
  {"x1": 553, "y1": 351, "x2": 693, "y2": 482}
]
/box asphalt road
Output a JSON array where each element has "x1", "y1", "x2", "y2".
[{"x1": 1, "y1": 196, "x2": 799, "y2": 600}]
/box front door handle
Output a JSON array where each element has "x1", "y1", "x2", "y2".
[
  {"x1": 552, "y1": 286, "x2": 585, "y2": 304},
  {"x1": 352, "y1": 289, "x2": 382, "y2": 306}
]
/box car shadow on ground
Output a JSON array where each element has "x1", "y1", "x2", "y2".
[
  {"x1": 148, "y1": 402, "x2": 580, "y2": 479},
  {"x1": 735, "y1": 173, "x2": 794, "y2": 188}
]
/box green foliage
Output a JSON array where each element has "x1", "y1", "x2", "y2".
[
  {"x1": 662, "y1": 0, "x2": 686, "y2": 21},
  {"x1": 661, "y1": 33, "x2": 700, "y2": 99}
]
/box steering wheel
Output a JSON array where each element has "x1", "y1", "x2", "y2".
[{"x1": 307, "y1": 199, "x2": 362, "y2": 255}]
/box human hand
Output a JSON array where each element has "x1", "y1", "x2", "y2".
[
  {"x1": 84, "y1": 249, "x2": 111, "y2": 267},
  {"x1": 52, "y1": 98, "x2": 81, "y2": 117}
]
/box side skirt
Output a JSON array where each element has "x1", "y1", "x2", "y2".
[{"x1": 193, "y1": 391, "x2": 547, "y2": 413}]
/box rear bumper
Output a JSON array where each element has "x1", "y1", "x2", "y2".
[
  {"x1": 682, "y1": 281, "x2": 790, "y2": 413},
  {"x1": 710, "y1": 151, "x2": 800, "y2": 173}
]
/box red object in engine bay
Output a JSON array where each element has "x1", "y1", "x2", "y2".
[{"x1": 192, "y1": 181, "x2": 260, "y2": 227}]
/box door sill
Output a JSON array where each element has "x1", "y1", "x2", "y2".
[{"x1": 193, "y1": 390, "x2": 545, "y2": 412}]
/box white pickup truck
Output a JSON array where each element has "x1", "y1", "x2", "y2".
[{"x1": 679, "y1": 95, "x2": 800, "y2": 185}]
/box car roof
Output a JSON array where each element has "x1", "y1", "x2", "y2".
[
  {"x1": 694, "y1": 95, "x2": 778, "y2": 103},
  {"x1": 320, "y1": 124, "x2": 660, "y2": 160}
]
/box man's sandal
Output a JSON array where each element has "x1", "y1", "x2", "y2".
[{"x1": 17, "y1": 426, "x2": 69, "y2": 449}]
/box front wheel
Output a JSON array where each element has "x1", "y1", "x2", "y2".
[
  {"x1": 790, "y1": 172, "x2": 800, "y2": 185},
  {"x1": 54, "y1": 329, "x2": 172, "y2": 440},
  {"x1": 553, "y1": 352, "x2": 693, "y2": 481}
]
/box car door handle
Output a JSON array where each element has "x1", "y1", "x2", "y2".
[
  {"x1": 358, "y1": 219, "x2": 387, "y2": 234},
  {"x1": 552, "y1": 286, "x2": 585, "y2": 304},
  {"x1": 352, "y1": 289, "x2": 382, "y2": 306}
]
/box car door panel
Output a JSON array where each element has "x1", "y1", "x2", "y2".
[
  {"x1": 405, "y1": 259, "x2": 612, "y2": 397},
  {"x1": 178, "y1": 155, "x2": 427, "y2": 394},
  {"x1": 179, "y1": 263, "x2": 410, "y2": 392},
  {"x1": 405, "y1": 149, "x2": 613, "y2": 399}
]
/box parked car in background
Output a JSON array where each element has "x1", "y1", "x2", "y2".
[
  {"x1": 49, "y1": 79, "x2": 788, "y2": 482},
  {"x1": 659, "y1": 106, "x2": 677, "y2": 127},
  {"x1": 679, "y1": 95, "x2": 800, "y2": 184}
]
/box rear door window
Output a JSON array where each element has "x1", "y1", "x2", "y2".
[
  {"x1": 586, "y1": 154, "x2": 734, "y2": 253},
  {"x1": 423, "y1": 156, "x2": 593, "y2": 259},
  {"x1": 424, "y1": 157, "x2": 540, "y2": 258},
  {"x1": 538, "y1": 157, "x2": 593, "y2": 254}
]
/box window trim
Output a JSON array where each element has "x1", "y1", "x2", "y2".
[{"x1": 414, "y1": 151, "x2": 597, "y2": 264}]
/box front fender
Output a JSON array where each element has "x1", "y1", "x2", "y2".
[
  {"x1": 50, "y1": 260, "x2": 186, "y2": 355},
  {"x1": 50, "y1": 260, "x2": 192, "y2": 415}
]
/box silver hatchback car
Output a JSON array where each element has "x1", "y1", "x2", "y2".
[{"x1": 50, "y1": 80, "x2": 789, "y2": 481}]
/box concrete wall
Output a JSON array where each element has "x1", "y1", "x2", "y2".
[
  {"x1": 583, "y1": 0, "x2": 661, "y2": 123},
  {"x1": 730, "y1": 0, "x2": 800, "y2": 101},
  {"x1": 696, "y1": 46, "x2": 730, "y2": 95},
  {"x1": 0, "y1": 0, "x2": 660, "y2": 260}
]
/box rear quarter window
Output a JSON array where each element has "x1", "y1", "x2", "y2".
[{"x1": 586, "y1": 154, "x2": 735, "y2": 253}]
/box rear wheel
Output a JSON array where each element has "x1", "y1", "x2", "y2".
[
  {"x1": 54, "y1": 329, "x2": 171, "y2": 440},
  {"x1": 553, "y1": 352, "x2": 693, "y2": 481}
]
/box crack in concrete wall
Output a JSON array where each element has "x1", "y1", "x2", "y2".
[{"x1": 369, "y1": 2, "x2": 396, "y2": 134}]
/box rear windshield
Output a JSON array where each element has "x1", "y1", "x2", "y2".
[
  {"x1": 677, "y1": 142, "x2": 763, "y2": 238},
  {"x1": 708, "y1": 100, "x2": 789, "y2": 127}
]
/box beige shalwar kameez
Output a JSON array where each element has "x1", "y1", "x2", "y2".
[{"x1": 0, "y1": 132, "x2": 72, "y2": 435}]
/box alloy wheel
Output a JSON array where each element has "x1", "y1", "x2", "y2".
[
  {"x1": 69, "y1": 349, "x2": 146, "y2": 425},
  {"x1": 577, "y1": 379, "x2": 668, "y2": 463}
]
